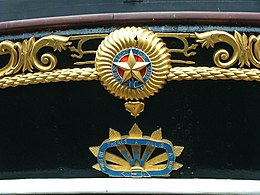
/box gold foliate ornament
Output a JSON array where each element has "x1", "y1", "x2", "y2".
[
  {"x1": 0, "y1": 35, "x2": 71, "y2": 77},
  {"x1": 124, "y1": 101, "x2": 144, "y2": 118},
  {"x1": 89, "y1": 124, "x2": 184, "y2": 177},
  {"x1": 95, "y1": 27, "x2": 171, "y2": 100},
  {"x1": 195, "y1": 30, "x2": 260, "y2": 68},
  {"x1": 1, "y1": 30, "x2": 260, "y2": 90}
]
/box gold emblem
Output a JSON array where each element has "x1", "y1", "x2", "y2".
[
  {"x1": 113, "y1": 49, "x2": 150, "y2": 84},
  {"x1": 124, "y1": 101, "x2": 144, "y2": 118},
  {"x1": 89, "y1": 124, "x2": 184, "y2": 177},
  {"x1": 1, "y1": 29, "x2": 260, "y2": 117},
  {"x1": 1, "y1": 29, "x2": 260, "y2": 90},
  {"x1": 95, "y1": 27, "x2": 171, "y2": 100}
]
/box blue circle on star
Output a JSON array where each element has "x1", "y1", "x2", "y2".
[{"x1": 112, "y1": 48, "x2": 152, "y2": 90}]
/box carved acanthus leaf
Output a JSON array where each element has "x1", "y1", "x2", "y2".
[
  {"x1": 234, "y1": 31, "x2": 250, "y2": 68},
  {"x1": 195, "y1": 31, "x2": 219, "y2": 48},
  {"x1": 0, "y1": 35, "x2": 71, "y2": 78}
]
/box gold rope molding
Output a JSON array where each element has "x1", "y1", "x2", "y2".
[
  {"x1": 0, "y1": 66, "x2": 260, "y2": 89},
  {"x1": 167, "y1": 67, "x2": 260, "y2": 81},
  {"x1": 0, "y1": 67, "x2": 98, "y2": 89},
  {"x1": 0, "y1": 29, "x2": 260, "y2": 89}
]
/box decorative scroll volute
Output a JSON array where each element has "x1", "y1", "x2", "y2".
[
  {"x1": 249, "y1": 34, "x2": 260, "y2": 68},
  {"x1": 0, "y1": 28, "x2": 260, "y2": 91},
  {"x1": 195, "y1": 30, "x2": 240, "y2": 68},
  {"x1": 0, "y1": 40, "x2": 19, "y2": 76},
  {"x1": 31, "y1": 35, "x2": 71, "y2": 72},
  {"x1": 196, "y1": 30, "x2": 260, "y2": 69},
  {"x1": 0, "y1": 35, "x2": 71, "y2": 77}
]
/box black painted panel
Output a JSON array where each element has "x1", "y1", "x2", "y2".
[
  {"x1": 0, "y1": 24, "x2": 260, "y2": 180},
  {"x1": 0, "y1": 79, "x2": 260, "y2": 179}
]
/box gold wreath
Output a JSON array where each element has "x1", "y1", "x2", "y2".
[{"x1": 95, "y1": 27, "x2": 171, "y2": 100}]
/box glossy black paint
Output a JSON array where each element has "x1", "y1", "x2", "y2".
[
  {"x1": 0, "y1": 79, "x2": 260, "y2": 179},
  {"x1": 0, "y1": 24, "x2": 260, "y2": 180}
]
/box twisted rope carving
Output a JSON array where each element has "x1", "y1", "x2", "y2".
[
  {"x1": 0, "y1": 66, "x2": 260, "y2": 89},
  {"x1": 0, "y1": 68, "x2": 98, "y2": 89},
  {"x1": 167, "y1": 67, "x2": 260, "y2": 81}
]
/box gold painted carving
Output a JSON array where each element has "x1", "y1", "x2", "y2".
[
  {"x1": 196, "y1": 30, "x2": 260, "y2": 68},
  {"x1": 0, "y1": 29, "x2": 259, "y2": 91},
  {"x1": 0, "y1": 67, "x2": 98, "y2": 88},
  {"x1": 95, "y1": 27, "x2": 171, "y2": 100},
  {"x1": 0, "y1": 35, "x2": 71, "y2": 77},
  {"x1": 2, "y1": 66, "x2": 260, "y2": 89},
  {"x1": 124, "y1": 101, "x2": 145, "y2": 118},
  {"x1": 89, "y1": 124, "x2": 184, "y2": 177},
  {"x1": 157, "y1": 33, "x2": 197, "y2": 65},
  {"x1": 167, "y1": 67, "x2": 260, "y2": 81},
  {"x1": 69, "y1": 34, "x2": 107, "y2": 66}
]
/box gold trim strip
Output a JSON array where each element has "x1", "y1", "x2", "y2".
[
  {"x1": 0, "y1": 67, "x2": 98, "y2": 89},
  {"x1": 1, "y1": 66, "x2": 260, "y2": 89},
  {"x1": 1, "y1": 29, "x2": 260, "y2": 89},
  {"x1": 167, "y1": 67, "x2": 260, "y2": 81}
]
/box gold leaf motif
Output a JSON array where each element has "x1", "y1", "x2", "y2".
[
  {"x1": 234, "y1": 31, "x2": 250, "y2": 68},
  {"x1": 173, "y1": 146, "x2": 184, "y2": 157},
  {"x1": 31, "y1": 35, "x2": 72, "y2": 72},
  {"x1": 92, "y1": 163, "x2": 101, "y2": 171},
  {"x1": 1, "y1": 29, "x2": 260, "y2": 90},
  {"x1": 196, "y1": 30, "x2": 260, "y2": 69},
  {"x1": 109, "y1": 128, "x2": 121, "y2": 141},
  {"x1": 196, "y1": 30, "x2": 239, "y2": 68},
  {"x1": 129, "y1": 123, "x2": 143, "y2": 138},
  {"x1": 0, "y1": 35, "x2": 71, "y2": 78},
  {"x1": 52, "y1": 37, "x2": 71, "y2": 52},
  {"x1": 124, "y1": 101, "x2": 144, "y2": 118},
  {"x1": 89, "y1": 146, "x2": 100, "y2": 157},
  {"x1": 150, "y1": 128, "x2": 162, "y2": 140},
  {"x1": 195, "y1": 31, "x2": 217, "y2": 48},
  {"x1": 21, "y1": 37, "x2": 35, "y2": 72},
  {"x1": 172, "y1": 162, "x2": 183, "y2": 170},
  {"x1": 248, "y1": 34, "x2": 260, "y2": 68}
]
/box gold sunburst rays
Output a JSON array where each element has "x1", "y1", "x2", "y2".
[
  {"x1": 95, "y1": 27, "x2": 171, "y2": 117},
  {"x1": 144, "y1": 152, "x2": 168, "y2": 170},
  {"x1": 89, "y1": 145, "x2": 131, "y2": 171},
  {"x1": 129, "y1": 123, "x2": 143, "y2": 138},
  {"x1": 89, "y1": 124, "x2": 184, "y2": 177},
  {"x1": 95, "y1": 27, "x2": 171, "y2": 101}
]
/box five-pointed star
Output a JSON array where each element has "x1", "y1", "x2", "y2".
[{"x1": 113, "y1": 49, "x2": 150, "y2": 83}]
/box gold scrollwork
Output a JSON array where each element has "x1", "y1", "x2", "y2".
[
  {"x1": 196, "y1": 30, "x2": 260, "y2": 68},
  {"x1": 248, "y1": 34, "x2": 260, "y2": 68},
  {"x1": 0, "y1": 35, "x2": 71, "y2": 77},
  {"x1": 157, "y1": 33, "x2": 197, "y2": 65},
  {"x1": 69, "y1": 34, "x2": 107, "y2": 66},
  {"x1": 0, "y1": 40, "x2": 22, "y2": 76},
  {"x1": 196, "y1": 30, "x2": 239, "y2": 68},
  {"x1": 0, "y1": 28, "x2": 260, "y2": 91},
  {"x1": 32, "y1": 35, "x2": 71, "y2": 72}
]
